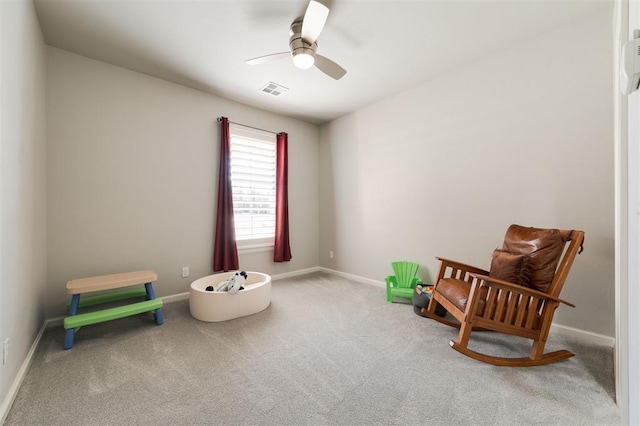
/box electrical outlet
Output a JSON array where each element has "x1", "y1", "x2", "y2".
[
  {"x1": 329, "y1": 250, "x2": 334, "y2": 259},
  {"x1": 181, "y1": 267, "x2": 189, "y2": 278},
  {"x1": 3, "y1": 338, "x2": 8, "y2": 365}
]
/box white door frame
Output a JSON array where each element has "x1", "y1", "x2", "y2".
[{"x1": 615, "y1": 1, "x2": 639, "y2": 424}]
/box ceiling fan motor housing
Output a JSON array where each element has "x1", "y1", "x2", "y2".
[{"x1": 289, "y1": 19, "x2": 317, "y2": 64}]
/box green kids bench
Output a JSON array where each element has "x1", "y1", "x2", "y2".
[{"x1": 63, "y1": 270, "x2": 164, "y2": 349}]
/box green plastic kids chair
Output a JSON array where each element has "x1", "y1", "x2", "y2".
[{"x1": 385, "y1": 261, "x2": 422, "y2": 303}]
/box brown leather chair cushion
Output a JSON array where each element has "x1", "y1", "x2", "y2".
[
  {"x1": 436, "y1": 277, "x2": 542, "y2": 326},
  {"x1": 501, "y1": 225, "x2": 569, "y2": 293},
  {"x1": 489, "y1": 249, "x2": 532, "y2": 287},
  {"x1": 436, "y1": 278, "x2": 486, "y2": 315}
]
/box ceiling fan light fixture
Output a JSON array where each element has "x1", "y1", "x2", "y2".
[
  {"x1": 292, "y1": 52, "x2": 315, "y2": 69},
  {"x1": 245, "y1": 1, "x2": 346, "y2": 79}
]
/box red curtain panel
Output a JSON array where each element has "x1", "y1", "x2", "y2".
[
  {"x1": 274, "y1": 132, "x2": 292, "y2": 262},
  {"x1": 213, "y1": 117, "x2": 239, "y2": 272}
]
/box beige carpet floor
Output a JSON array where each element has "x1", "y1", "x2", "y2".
[{"x1": 5, "y1": 272, "x2": 620, "y2": 425}]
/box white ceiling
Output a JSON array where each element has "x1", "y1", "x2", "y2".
[{"x1": 33, "y1": 0, "x2": 610, "y2": 125}]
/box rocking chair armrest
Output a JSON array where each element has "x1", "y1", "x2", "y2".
[
  {"x1": 469, "y1": 273, "x2": 576, "y2": 308},
  {"x1": 435, "y1": 257, "x2": 490, "y2": 276}
]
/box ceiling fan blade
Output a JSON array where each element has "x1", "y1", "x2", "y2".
[
  {"x1": 301, "y1": 0, "x2": 329, "y2": 44},
  {"x1": 246, "y1": 52, "x2": 290, "y2": 66},
  {"x1": 314, "y1": 54, "x2": 346, "y2": 80}
]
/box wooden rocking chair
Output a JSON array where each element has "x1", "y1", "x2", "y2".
[{"x1": 422, "y1": 224, "x2": 584, "y2": 367}]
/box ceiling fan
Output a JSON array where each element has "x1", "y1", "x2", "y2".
[{"x1": 245, "y1": 0, "x2": 347, "y2": 80}]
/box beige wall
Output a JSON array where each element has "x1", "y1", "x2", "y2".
[
  {"x1": 319, "y1": 8, "x2": 615, "y2": 336},
  {"x1": 46, "y1": 48, "x2": 320, "y2": 318},
  {"x1": 0, "y1": 0, "x2": 48, "y2": 416}
]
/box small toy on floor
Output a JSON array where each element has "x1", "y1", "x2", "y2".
[
  {"x1": 204, "y1": 271, "x2": 247, "y2": 294},
  {"x1": 413, "y1": 284, "x2": 447, "y2": 317}
]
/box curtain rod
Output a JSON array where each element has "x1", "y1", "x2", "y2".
[{"x1": 217, "y1": 117, "x2": 279, "y2": 135}]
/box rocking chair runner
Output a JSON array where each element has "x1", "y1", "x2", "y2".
[{"x1": 422, "y1": 225, "x2": 585, "y2": 367}]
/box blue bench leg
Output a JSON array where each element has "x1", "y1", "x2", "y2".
[
  {"x1": 145, "y1": 283, "x2": 164, "y2": 325},
  {"x1": 154, "y1": 308, "x2": 164, "y2": 325},
  {"x1": 64, "y1": 329, "x2": 75, "y2": 350},
  {"x1": 64, "y1": 294, "x2": 81, "y2": 350}
]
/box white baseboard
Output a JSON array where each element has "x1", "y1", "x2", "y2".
[
  {"x1": 319, "y1": 267, "x2": 615, "y2": 348},
  {"x1": 318, "y1": 267, "x2": 385, "y2": 288},
  {"x1": 157, "y1": 268, "x2": 322, "y2": 303},
  {"x1": 550, "y1": 323, "x2": 615, "y2": 348},
  {"x1": 271, "y1": 267, "x2": 321, "y2": 281},
  {"x1": 162, "y1": 291, "x2": 189, "y2": 303},
  {"x1": 131, "y1": 268, "x2": 330, "y2": 301},
  {"x1": 0, "y1": 321, "x2": 48, "y2": 424}
]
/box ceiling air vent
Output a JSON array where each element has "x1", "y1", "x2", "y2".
[{"x1": 260, "y1": 81, "x2": 289, "y2": 97}]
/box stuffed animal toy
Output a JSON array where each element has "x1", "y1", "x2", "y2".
[{"x1": 212, "y1": 270, "x2": 247, "y2": 294}]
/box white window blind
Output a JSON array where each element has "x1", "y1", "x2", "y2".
[{"x1": 229, "y1": 125, "x2": 276, "y2": 245}]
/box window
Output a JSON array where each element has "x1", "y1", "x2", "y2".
[{"x1": 229, "y1": 124, "x2": 276, "y2": 247}]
